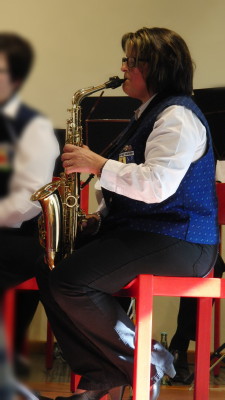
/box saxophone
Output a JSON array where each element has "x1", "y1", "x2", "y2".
[{"x1": 31, "y1": 76, "x2": 124, "y2": 270}]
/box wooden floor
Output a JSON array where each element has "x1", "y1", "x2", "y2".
[
  {"x1": 22, "y1": 353, "x2": 225, "y2": 399},
  {"x1": 26, "y1": 383, "x2": 225, "y2": 399}
]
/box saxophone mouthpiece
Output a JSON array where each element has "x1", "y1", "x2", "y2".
[{"x1": 105, "y1": 76, "x2": 125, "y2": 89}]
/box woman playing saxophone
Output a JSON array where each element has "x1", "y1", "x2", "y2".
[{"x1": 37, "y1": 27, "x2": 219, "y2": 400}]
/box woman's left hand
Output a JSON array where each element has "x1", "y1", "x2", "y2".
[{"x1": 61, "y1": 144, "x2": 107, "y2": 175}]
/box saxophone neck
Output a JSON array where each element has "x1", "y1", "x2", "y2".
[
  {"x1": 72, "y1": 83, "x2": 105, "y2": 106},
  {"x1": 72, "y1": 76, "x2": 125, "y2": 106}
]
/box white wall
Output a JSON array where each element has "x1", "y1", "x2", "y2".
[
  {"x1": 1, "y1": 0, "x2": 225, "y2": 128},
  {"x1": 1, "y1": 0, "x2": 224, "y2": 349}
]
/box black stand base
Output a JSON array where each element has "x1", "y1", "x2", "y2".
[{"x1": 183, "y1": 342, "x2": 225, "y2": 385}]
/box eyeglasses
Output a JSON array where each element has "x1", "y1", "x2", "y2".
[{"x1": 122, "y1": 57, "x2": 148, "y2": 68}]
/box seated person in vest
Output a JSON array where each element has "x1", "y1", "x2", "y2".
[
  {"x1": 0, "y1": 33, "x2": 59, "y2": 379},
  {"x1": 36, "y1": 27, "x2": 219, "y2": 400}
]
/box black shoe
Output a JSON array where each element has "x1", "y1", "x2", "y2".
[
  {"x1": 55, "y1": 389, "x2": 108, "y2": 400},
  {"x1": 150, "y1": 379, "x2": 161, "y2": 400},
  {"x1": 169, "y1": 349, "x2": 191, "y2": 384}
]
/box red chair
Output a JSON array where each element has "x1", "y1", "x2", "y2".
[
  {"x1": 70, "y1": 183, "x2": 225, "y2": 399},
  {"x1": 3, "y1": 278, "x2": 54, "y2": 369},
  {"x1": 70, "y1": 274, "x2": 225, "y2": 400}
]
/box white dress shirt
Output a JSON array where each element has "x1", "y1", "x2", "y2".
[
  {"x1": 0, "y1": 95, "x2": 59, "y2": 228},
  {"x1": 96, "y1": 98, "x2": 207, "y2": 215}
]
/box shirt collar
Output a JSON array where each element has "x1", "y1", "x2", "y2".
[
  {"x1": 135, "y1": 93, "x2": 157, "y2": 120},
  {"x1": 0, "y1": 94, "x2": 21, "y2": 119}
]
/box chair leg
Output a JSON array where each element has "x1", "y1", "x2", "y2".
[
  {"x1": 133, "y1": 275, "x2": 153, "y2": 400},
  {"x1": 70, "y1": 373, "x2": 80, "y2": 393},
  {"x1": 194, "y1": 297, "x2": 212, "y2": 400},
  {"x1": 213, "y1": 298, "x2": 221, "y2": 376},
  {"x1": 3, "y1": 288, "x2": 16, "y2": 358}
]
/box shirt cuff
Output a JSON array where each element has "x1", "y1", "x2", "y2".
[{"x1": 99, "y1": 159, "x2": 123, "y2": 193}]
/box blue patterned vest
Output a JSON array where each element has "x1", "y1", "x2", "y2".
[{"x1": 101, "y1": 95, "x2": 219, "y2": 245}]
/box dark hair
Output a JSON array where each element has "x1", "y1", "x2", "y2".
[
  {"x1": 122, "y1": 27, "x2": 195, "y2": 96},
  {"x1": 0, "y1": 33, "x2": 34, "y2": 83}
]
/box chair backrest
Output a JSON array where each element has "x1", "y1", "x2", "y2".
[{"x1": 216, "y1": 183, "x2": 225, "y2": 225}]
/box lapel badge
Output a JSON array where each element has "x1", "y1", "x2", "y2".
[{"x1": 119, "y1": 145, "x2": 134, "y2": 164}]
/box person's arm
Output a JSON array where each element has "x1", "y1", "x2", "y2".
[
  {"x1": 0, "y1": 116, "x2": 59, "y2": 227},
  {"x1": 99, "y1": 105, "x2": 207, "y2": 204}
]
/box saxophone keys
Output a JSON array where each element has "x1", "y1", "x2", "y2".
[{"x1": 65, "y1": 195, "x2": 78, "y2": 208}]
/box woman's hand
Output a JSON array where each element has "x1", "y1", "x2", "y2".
[{"x1": 61, "y1": 144, "x2": 107, "y2": 175}]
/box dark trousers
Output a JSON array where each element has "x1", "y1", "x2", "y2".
[
  {"x1": 169, "y1": 253, "x2": 225, "y2": 351},
  {"x1": 0, "y1": 225, "x2": 42, "y2": 352},
  {"x1": 36, "y1": 229, "x2": 217, "y2": 390}
]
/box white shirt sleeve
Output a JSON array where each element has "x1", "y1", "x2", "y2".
[
  {"x1": 99, "y1": 105, "x2": 207, "y2": 204},
  {"x1": 0, "y1": 116, "x2": 60, "y2": 227}
]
